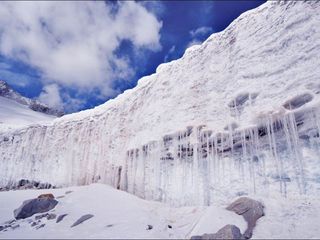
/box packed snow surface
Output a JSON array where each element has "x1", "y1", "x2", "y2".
[
  {"x1": 1, "y1": 184, "x2": 320, "y2": 239},
  {"x1": 1, "y1": 1, "x2": 320, "y2": 206}
]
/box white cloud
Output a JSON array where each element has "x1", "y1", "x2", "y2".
[
  {"x1": 189, "y1": 26, "x2": 213, "y2": 39},
  {"x1": 0, "y1": 1, "x2": 162, "y2": 110},
  {"x1": 38, "y1": 84, "x2": 63, "y2": 110}
]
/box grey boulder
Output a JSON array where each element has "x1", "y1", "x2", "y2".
[
  {"x1": 56, "y1": 214, "x2": 68, "y2": 223},
  {"x1": 191, "y1": 224, "x2": 242, "y2": 240},
  {"x1": 226, "y1": 197, "x2": 264, "y2": 239},
  {"x1": 71, "y1": 214, "x2": 94, "y2": 227},
  {"x1": 14, "y1": 198, "x2": 58, "y2": 220}
]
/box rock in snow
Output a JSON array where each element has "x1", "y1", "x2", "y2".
[
  {"x1": 71, "y1": 214, "x2": 94, "y2": 228},
  {"x1": 191, "y1": 224, "x2": 242, "y2": 240},
  {"x1": 226, "y1": 197, "x2": 264, "y2": 239},
  {"x1": 14, "y1": 197, "x2": 58, "y2": 220},
  {"x1": 56, "y1": 214, "x2": 68, "y2": 223}
]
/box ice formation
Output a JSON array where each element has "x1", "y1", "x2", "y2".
[{"x1": 1, "y1": 1, "x2": 320, "y2": 206}]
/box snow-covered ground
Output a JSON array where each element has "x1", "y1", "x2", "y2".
[
  {"x1": 0, "y1": 184, "x2": 319, "y2": 239},
  {"x1": 0, "y1": 184, "x2": 246, "y2": 239},
  {"x1": 0, "y1": 96, "x2": 55, "y2": 133}
]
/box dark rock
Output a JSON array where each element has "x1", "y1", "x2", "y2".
[
  {"x1": 35, "y1": 213, "x2": 49, "y2": 220},
  {"x1": 47, "y1": 213, "x2": 57, "y2": 220},
  {"x1": 14, "y1": 197, "x2": 58, "y2": 220},
  {"x1": 65, "y1": 191, "x2": 73, "y2": 194},
  {"x1": 146, "y1": 224, "x2": 153, "y2": 230},
  {"x1": 36, "y1": 224, "x2": 45, "y2": 230},
  {"x1": 71, "y1": 214, "x2": 94, "y2": 227},
  {"x1": 0, "y1": 226, "x2": 4, "y2": 231},
  {"x1": 191, "y1": 225, "x2": 242, "y2": 240},
  {"x1": 31, "y1": 222, "x2": 38, "y2": 227},
  {"x1": 168, "y1": 225, "x2": 172, "y2": 229},
  {"x1": 106, "y1": 224, "x2": 113, "y2": 228},
  {"x1": 56, "y1": 214, "x2": 68, "y2": 223},
  {"x1": 226, "y1": 197, "x2": 264, "y2": 239}
]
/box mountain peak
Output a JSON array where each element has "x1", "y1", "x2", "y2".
[{"x1": 0, "y1": 80, "x2": 64, "y2": 117}]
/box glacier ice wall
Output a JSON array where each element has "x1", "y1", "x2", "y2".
[{"x1": 1, "y1": 1, "x2": 320, "y2": 206}]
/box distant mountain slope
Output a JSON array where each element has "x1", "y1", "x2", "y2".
[
  {"x1": 0, "y1": 96, "x2": 56, "y2": 132},
  {"x1": 0, "y1": 80, "x2": 64, "y2": 117}
]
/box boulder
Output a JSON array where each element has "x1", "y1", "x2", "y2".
[
  {"x1": 226, "y1": 197, "x2": 264, "y2": 239},
  {"x1": 14, "y1": 197, "x2": 58, "y2": 220},
  {"x1": 71, "y1": 214, "x2": 94, "y2": 227},
  {"x1": 191, "y1": 225, "x2": 242, "y2": 240}
]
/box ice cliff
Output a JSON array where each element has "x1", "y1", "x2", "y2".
[{"x1": 1, "y1": 1, "x2": 320, "y2": 206}]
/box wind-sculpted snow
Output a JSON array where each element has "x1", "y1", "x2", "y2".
[{"x1": 1, "y1": 1, "x2": 320, "y2": 206}]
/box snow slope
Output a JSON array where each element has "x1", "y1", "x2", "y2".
[
  {"x1": 0, "y1": 184, "x2": 246, "y2": 239},
  {"x1": 1, "y1": 1, "x2": 320, "y2": 206},
  {"x1": 0, "y1": 80, "x2": 63, "y2": 117},
  {"x1": 0, "y1": 97, "x2": 55, "y2": 132},
  {"x1": 1, "y1": 183, "x2": 320, "y2": 239}
]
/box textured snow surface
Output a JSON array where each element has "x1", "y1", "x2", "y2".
[
  {"x1": 0, "y1": 97, "x2": 55, "y2": 132},
  {"x1": 1, "y1": 1, "x2": 320, "y2": 206},
  {"x1": 0, "y1": 184, "x2": 245, "y2": 239},
  {"x1": 1, "y1": 184, "x2": 320, "y2": 239}
]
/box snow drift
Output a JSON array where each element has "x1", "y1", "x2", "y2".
[{"x1": 1, "y1": 1, "x2": 320, "y2": 206}]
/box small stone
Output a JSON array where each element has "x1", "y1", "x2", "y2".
[
  {"x1": 35, "y1": 213, "x2": 49, "y2": 220},
  {"x1": 56, "y1": 214, "x2": 68, "y2": 223},
  {"x1": 31, "y1": 222, "x2": 38, "y2": 227},
  {"x1": 0, "y1": 226, "x2": 4, "y2": 231},
  {"x1": 47, "y1": 213, "x2": 57, "y2": 220},
  {"x1": 168, "y1": 225, "x2": 172, "y2": 229},
  {"x1": 36, "y1": 224, "x2": 45, "y2": 230},
  {"x1": 146, "y1": 225, "x2": 153, "y2": 230},
  {"x1": 70, "y1": 214, "x2": 94, "y2": 227},
  {"x1": 106, "y1": 224, "x2": 113, "y2": 228},
  {"x1": 65, "y1": 191, "x2": 73, "y2": 194}
]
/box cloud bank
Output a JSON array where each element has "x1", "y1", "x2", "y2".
[{"x1": 0, "y1": 1, "x2": 162, "y2": 111}]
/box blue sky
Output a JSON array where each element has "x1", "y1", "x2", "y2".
[{"x1": 0, "y1": 1, "x2": 265, "y2": 113}]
